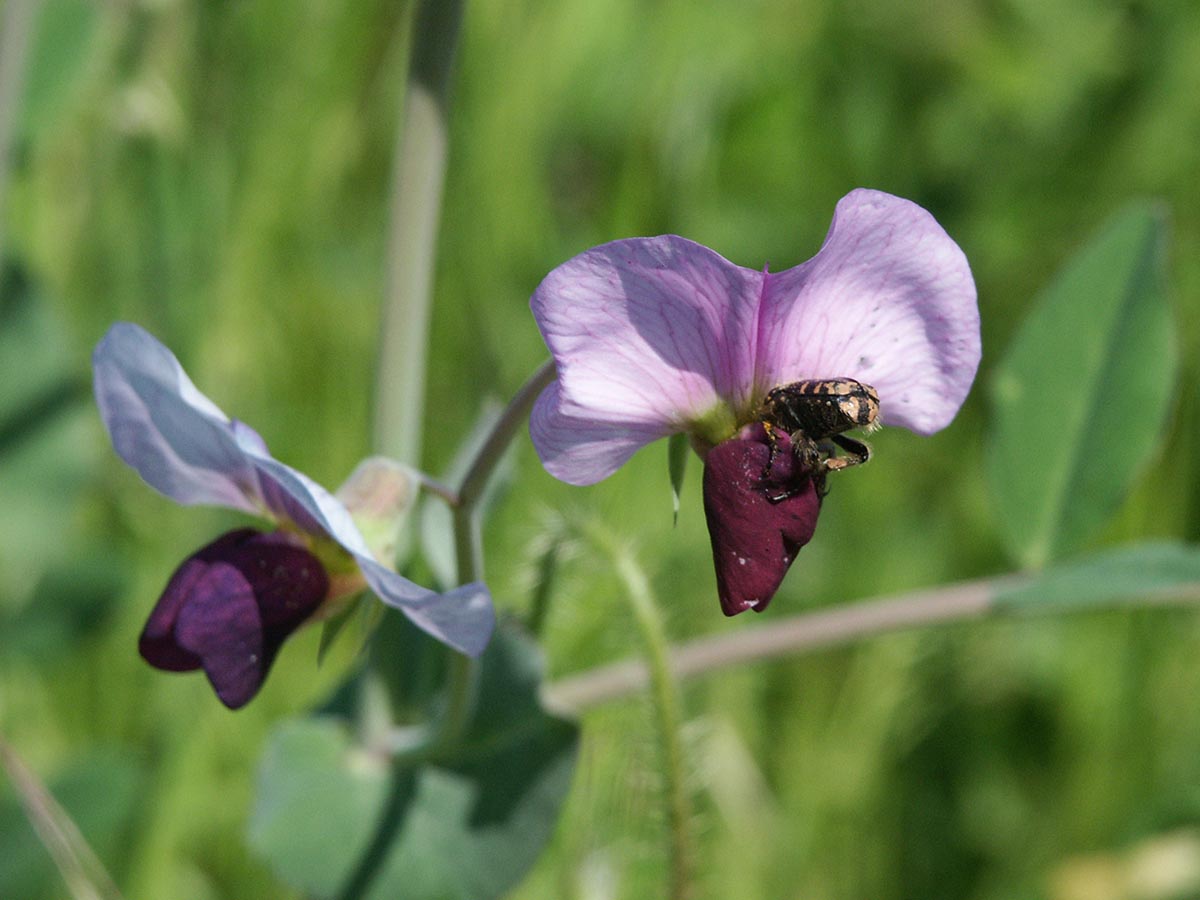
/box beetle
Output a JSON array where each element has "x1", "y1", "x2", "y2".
[{"x1": 757, "y1": 378, "x2": 880, "y2": 498}]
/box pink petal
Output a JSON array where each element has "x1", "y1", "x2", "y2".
[
  {"x1": 531, "y1": 236, "x2": 763, "y2": 450},
  {"x1": 755, "y1": 189, "x2": 980, "y2": 434},
  {"x1": 529, "y1": 381, "x2": 672, "y2": 486}
]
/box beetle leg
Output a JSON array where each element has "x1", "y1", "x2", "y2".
[
  {"x1": 760, "y1": 421, "x2": 781, "y2": 478},
  {"x1": 821, "y1": 434, "x2": 872, "y2": 471},
  {"x1": 765, "y1": 433, "x2": 825, "y2": 502}
]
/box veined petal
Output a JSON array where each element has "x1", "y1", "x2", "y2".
[
  {"x1": 531, "y1": 236, "x2": 763, "y2": 434},
  {"x1": 355, "y1": 557, "x2": 495, "y2": 658},
  {"x1": 96, "y1": 323, "x2": 495, "y2": 657},
  {"x1": 246, "y1": 453, "x2": 495, "y2": 656},
  {"x1": 93, "y1": 323, "x2": 263, "y2": 512},
  {"x1": 755, "y1": 189, "x2": 980, "y2": 434},
  {"x1": 530, "y1": 381, "x2": 672, "y2": 486}
]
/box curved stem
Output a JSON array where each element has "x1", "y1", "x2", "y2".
[
  {"x1": 580, "y1": 521, "x2": 694, "y2": 900},
  {"x1": 420, "y1": 358, "x2": 557, "y2": 754},
  {"x1": 543, "y1": 575, "x2": 1012, "y2": 713},
  {"x1": 333, "y1": 766, "x2": 416, "y2": 900},
  {"x1": 457, "y1": 358, "x2": 555, "y2": 508},
  {"x1": 543, "y1": 574, "x2": 1200, "y2": 714}
]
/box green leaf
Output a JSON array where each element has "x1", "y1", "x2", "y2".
[
  {"x1": 987, "y1": 202, "x2": 1175, "y2": 568},
  {"x1": 250, "y1": 623, "x2": 579, "y2": 900},
  {"x1": 668, "y1": 432, "x2": 689, "y2": 526},
  {"x1": 996, "y1": 541, "x2": 1200, "y2": 612},
  {"x1": 0, "y1": 264, "x2": 96, "y2": 609},
  {"x1": 248, "y1": 718, "x2": 390, "y2": 898}
]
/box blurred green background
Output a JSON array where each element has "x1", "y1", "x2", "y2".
[{"x1": 2, "y1": 0, "x2": 1199, "y2": 897}]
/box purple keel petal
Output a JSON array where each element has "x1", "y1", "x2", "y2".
[
  {"x1": 531, "y1": 237, "x2": 764, "y2": 455},
  {"x1": 93, "y1": 323, "x2": 262, "y2": 512},
  {"x1": 173, "y1": 564, "x2": 267, "y2": 709},
  {"x1": 702, "y1": 426, "x2": 822, "y2": 615},
  {"x1": 755, "y1": 189, "x2": 980, "y2": 434},
  {"x1": 140, "y1": 529, "x2": 329, "y2": 709}
]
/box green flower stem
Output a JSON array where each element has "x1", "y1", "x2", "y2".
[
  {"x1": 579, "y1": 521, "x2": 695, "y2": 900},
  {"x1": 0, "y1": 0, "x2": 39, "y2": 270},
  {"x1": 333, "y1": 766, "x2": 416, "y2": 900},
  {"x1": 541, "y1": 573, "x2": 1200, "y2": 714},
  {"x1": 372, "y1": 0, "x2": 465, "y2": 467},
  {"x1": 433, "y1": 358, "x2": 555, "y2": 752},
  {"x1": 457, "y1": 358, "x2": 555, "y2": 509},
  {"x1": 447, "y1": 356, "x2": 555, "y2": 614},
  {"x1": 375, "y1": 359, "x2": 557, "y2": 767},
  {"x1": 344, "y1": 4, "x2": 467, "y2": 898}
]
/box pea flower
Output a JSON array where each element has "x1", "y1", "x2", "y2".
[
  {"x1": 93, "y1": 323, "x2": 494, "y2": 708},
  {"x1": 529, "y1": 189, "x2": 980, "y2": 613}
]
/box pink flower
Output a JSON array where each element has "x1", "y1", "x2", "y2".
[
  {"x1": 94, "y1": 323, "x2": 493, "y2": 706},
  {"x1": 529, "y1": 189, "x2": 980, "y2": 611}
]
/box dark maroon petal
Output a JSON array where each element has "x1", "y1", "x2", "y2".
[
  {"x1": 137, "y1": 528, "x2": 329, "y2": 709},
  {"x1": 702, "y1": 425, "x2": 822, "y2": 615},
  {"x1": 138, "y1": 528, "x2": 259, "y2": 672},
  {"x1": 221, "y1": 533, "x2": 330, "y2": 630},
  {"x1": 174, "y1": 563, "x2": 267, "y2": 709}
]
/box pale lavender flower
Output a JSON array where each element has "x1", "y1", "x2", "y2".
[
  {"x1": 94, "y1": 323, "x2": 493, "y2": 706},
  {"x1": 529, "y1": 189, "x2": 980, "y2": 611}
]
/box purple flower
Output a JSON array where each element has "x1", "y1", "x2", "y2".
[
  {"x1": 94, "y1": 323, "x2": 494, "y2": 706},
  {"x1": 139, "y1": 528, "x2": 330, "y2": 709},
  {"x1": 529, "y1": 189, "x2": 980, "y2": 610}
]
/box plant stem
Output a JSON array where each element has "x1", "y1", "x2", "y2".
[
  {"x1": 581, "y1": 522, "x2": 694, "y2": 900},
  {"x1": 344, "y1": 5, "x2": 467, "y2": 899},
  {"x1": 544, "y1": 577, "x2": 1003, "y2": 711},
  {"x1": 542, "y1": 574, "x2": 1200, "y2": 713},
  {"x1": 0, "y1": 735, "x2": 124, "y2": 900},
  {"x1": 372, "y1": 0, "x2": 465, "y2": 467},
  {"x1": 457, "y1": 358, "x2": 555, "y2": 509},
  {"x1": 434, "y1": 358, "x2": 555, "y2": 749},
  {"x1": 333, "y1": 766, "x2": 416, "y2": 900},
  {"x1": 0, "y1": 0, "x2": 39, "y2": 273}
]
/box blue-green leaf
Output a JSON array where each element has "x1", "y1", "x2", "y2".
[
  {"x1": 250, "y1": 623, "x2": 579, "y2": 900},
  {"x1": 987, "y1": 202, "x2": 1175, "y2": 568},
  {"x1": 996, "y1": 541, "x2": 1200, "y2": 612},
  {"x1": 248, "y1": 719, "x2": 390, "y2": 898}
]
